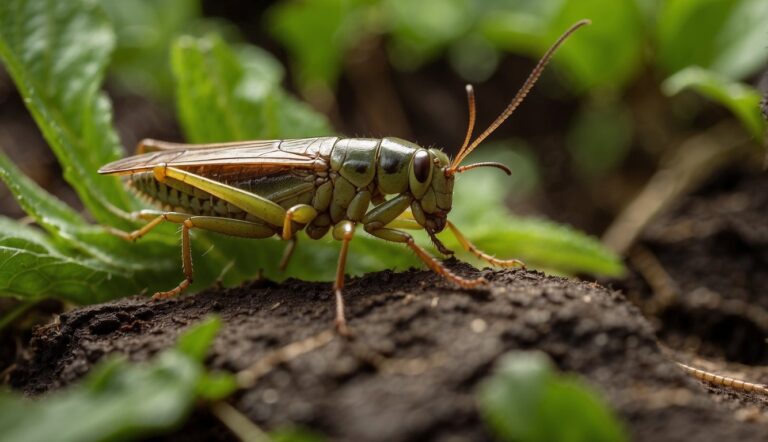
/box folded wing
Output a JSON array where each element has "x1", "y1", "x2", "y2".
[{"x1": 99, "y1": 137, "x2": 338, "y2": 175}]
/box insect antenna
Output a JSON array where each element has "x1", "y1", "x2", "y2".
[
  {"x1": 457, "y1": 84, "x2": 477, "y2": 156},
  {"x1": 448, "y1": 19, "x2": 591, "y2": 174}
]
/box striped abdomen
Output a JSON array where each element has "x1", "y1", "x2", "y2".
[{"x1": 127, "y1": 169, "x2": 317, "y2": 223}]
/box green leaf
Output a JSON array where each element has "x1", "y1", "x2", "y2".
[
  {"x1": 100, "y1": 0, "x2": 202, "y2": 99},
  {"x1": 481, "y1": 0, "x2": 645, "y2": 90},
  {"x1": 478, "y1": 351, "x2": 627, "y2": 442},
  {"x1": 171, "y1": 34, "x2": 331, "y2": 143},
  {"x1": 0, "y1": 217, "x2": 143, "y2": 303},
  {"x1": 196, "y1": 372, "x2": 238, "y2": 401},
  {"x1": 446, "y1": 148, "x2": 625, "y2": 277},
  {"x1": 0, "y1": 318, "x2": 224, "y2": 442},
  {"x1": 0, "y1": 150, "x2": 175, "y2": 273},
  {"x1": 385, "y1": 0, "x2": 475, "y2": 69},
  {"x1": 271, "y1": 427, "x2": 327, "y2": 442},
  {"x1": 0, "y1": 150, "x2": 85, "y2": 231},
  {"x1": 567, "y1": 101, "x2": 633, "y2": 179},
  {"x1": 176, "y1": 316, "x2": 221, "y2": 360},
  {"x1": 657, "y1": 0, "x2": 768, "y2": 79},
  {"x1": 663, "y1": 66, "x2": 766, "y2": 139},
  {"x1": 0, "y1": 146, "x2": 184, "y2": 303},
  {"x1": 0, "y1": 0, "x2": 137, "y2": 225},
  {"x1": 268, "y1": 0, "x2": 367, "y2": 93}
]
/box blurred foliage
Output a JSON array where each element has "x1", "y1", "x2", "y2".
[
  {"x1": 171, "y1": 34, "x2": 331, "y2": 141},
  {"x1": 663, "y1": 67, "x2": 766, "y2": 139},
  {"x1": 100, "y1": 0, "x2": 201, "y2": 100},
  {"x1": 567, "y1": 102, "x2": 633, "y2": 180},
  {"x1": 268, "y1": 0, "x2": 767, "y2": 183},
  {"x1": 478, "y1": 351, "x2": 627, "y2": 442},
  {"x1": 269, "y1": 0, "x2": 768, "y2": 91},
  {"x1": 0, "y1": 317, "x2": 235, "y2": 442},
  {"x1": 656, "y1": 0, "x2": 768, "y2": 80},
  {"x1": 442, "y1": 147, "x2": 624, "y2": 276}
]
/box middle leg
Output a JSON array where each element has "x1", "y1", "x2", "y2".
[
  {"x1": 365, "y1": 225, "x2": 486, "y2": 288},
  {"x1": 332, "y1": 220, "x2": 356, "y2": 336},
  {"x1": 446, "y1": 221, "x2": 525, "y2": 268}
]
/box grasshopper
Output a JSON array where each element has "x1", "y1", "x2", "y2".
[{"x1": 99, "y1": 20, "x2": 590, "y2": 334}]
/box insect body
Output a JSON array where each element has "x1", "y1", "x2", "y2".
[{"x1": 99, "y1": 20, "x2": 590, "y2": 334}]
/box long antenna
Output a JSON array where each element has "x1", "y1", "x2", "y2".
[
  {"x1": 449, "y1": 19, "x2": 591, "y2": 172},
  {"x1": 457, "y1": 84, "x2": 477, "y2": 156}
]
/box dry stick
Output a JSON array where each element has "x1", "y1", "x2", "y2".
[
  {"x1": 207, "y1": 331, "x2": 336, "y2": 441},
  {"x1": 210, "y1": 401, "x2": 272, "y2": 442},
  {"x1": 603, "y1": 123, "x2": 761, "y2": 397},
  {"x1": 628, "y1": 245, "x2": 679, "y2": 315},
  {"x1": 677, "y1": 295, "x2": 768, "y2": 335},
  {"x1": 677, "y1": 363, "x2": 768, "y2": 396},
  {"x1": 236, "y1": 330, "x2": 335, "y2": 388},
  {"x1": 602, "y1": 121, "x2": 754, "y2": 255}
]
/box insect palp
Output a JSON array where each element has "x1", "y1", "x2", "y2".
[
  {"x1": 427, "y1": 228, "x2": 454, "y2": 256},
  {"x1": 452, "y1": 162, "x2": 512, "y2": 176}
]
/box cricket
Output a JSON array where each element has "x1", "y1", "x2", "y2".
[{"x1": 99, "y1": 20, "x2": 591, "y2": 335}]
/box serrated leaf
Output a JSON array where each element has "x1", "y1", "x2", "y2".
[
  {"x1": 0, "y1": 318, "x2": 223, "y2": 442},
  {"x1": 0, "y1": 218, "x2": 142, "y2": 303},
  {"x1": 663, "y1": 66, "x2": 766, "y2": 139},
  {"x1": 0, "y1": 0, "x2": 137, "y2": 226},
  {"x1": 0, "y1": 150, "x2": 175, "y2": 273},
  {"x1": 478, "y1": 351, "x2": 627, "y2": 442}
]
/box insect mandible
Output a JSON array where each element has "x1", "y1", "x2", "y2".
[{"x1": 99, "y1": 20, "x2": 590, "y2": 335}]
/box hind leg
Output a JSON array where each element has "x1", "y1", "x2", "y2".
[{"x1": 109, "y1": 211, "x2": 277, "y2": 299}]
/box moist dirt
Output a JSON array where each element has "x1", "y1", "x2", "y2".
[
  {"x1": 622, "y1": 169, "x2": 768, "y2": 367},
  {"x1": 10, "y1": 262, "x2": 768, "y2": 442}
]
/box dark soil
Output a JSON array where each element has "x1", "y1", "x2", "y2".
[
  {"x1": 11, "y1": 263, "x2": 768, "y2": 442},
  {"x1": 622, "y1": 169, "x2": 768, "y2": 368}
]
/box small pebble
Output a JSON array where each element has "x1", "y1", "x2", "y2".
[{"x1": 470, "y1": 318, "x2": 487, "y2": 333}]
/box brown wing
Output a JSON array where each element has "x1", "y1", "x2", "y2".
[{"x1": 99, "y1": 137, "x2": 339, "y2": 175}]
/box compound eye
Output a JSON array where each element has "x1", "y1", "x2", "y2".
[{"x1": 413, "y1": 150, "x2": 431, "y2": 183}]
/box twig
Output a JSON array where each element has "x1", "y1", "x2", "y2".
[
  {"x1": 210, "y1": 401, "x2": 272, "y2": 442},
  {"x1": 628, "y1": 245, "x2": 679, "y2": 315},
  {"x1": 236, "y1": 330, "x2": 335, "y2": 388},
  {"x1": 602, "y1": 122, "x2": 753, "y2": 255}
]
